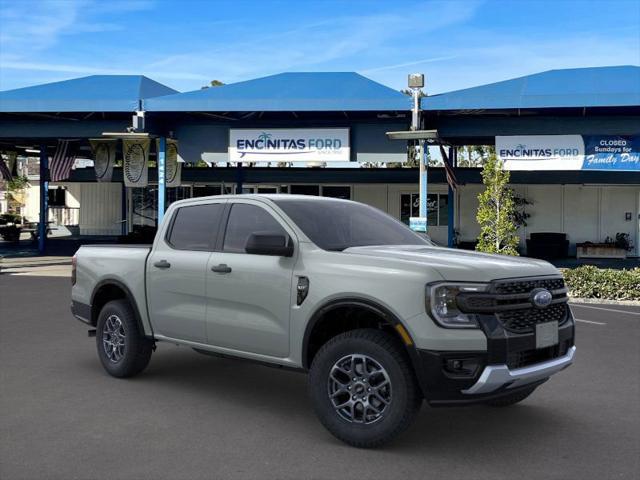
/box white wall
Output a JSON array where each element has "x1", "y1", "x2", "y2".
[
  {"x1": 78, "y1": 182, "x2": 122, "y2": 235},
  {"x1": 456, "y1": 183, "x2": 639, "y2": 256},
  {"x1": 352, "y1": 184, "x2": 388, "y2": 212}
]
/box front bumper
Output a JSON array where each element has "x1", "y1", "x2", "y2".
[
  {"x1": 461, "y1": 345, "x2": 576, "y2": 395},
  {"x1": 411, "y1": 311, "x2": 575, "y2": 406}
]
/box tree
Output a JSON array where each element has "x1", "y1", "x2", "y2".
[
  {"x1": 457, "y1": 145, "x2": 495, "y2": 167},
  {"x1": 201, "y1": 79, "x2": 225, "y2": 89},
  {"x1": 475, "y1": 153, "x2": 519, "y2": 255}
]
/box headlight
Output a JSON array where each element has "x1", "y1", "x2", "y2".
[{"x1": 426, "y1": 282, "x2": 489, "y2": 329}]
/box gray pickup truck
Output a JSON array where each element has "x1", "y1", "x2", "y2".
[{"x1": 71, "y1": 194, "x2": 575, "y2": 447}]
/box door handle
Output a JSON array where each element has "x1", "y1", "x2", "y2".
[
  {"x1": 153, "y1": 260, "x2": 171, "y2": 269},
  {"x1": 211, "y1": 264, "x2": 232, "y2": 274}
]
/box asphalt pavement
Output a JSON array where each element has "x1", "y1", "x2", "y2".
[{"x1": 1, "y1": 272, "x2": 638, "y2": 480}]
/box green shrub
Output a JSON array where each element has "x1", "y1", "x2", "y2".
[{"x1": 562, "y1": 266, "x2": 640, "y2": 301}]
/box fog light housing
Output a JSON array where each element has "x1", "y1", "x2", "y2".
[{"x1": 444, "y1": 357, "x2": 481, "y2": 377}]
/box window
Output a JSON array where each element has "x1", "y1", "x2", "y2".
[
  {"x1": 322, "y1": 186, "x2": 351, "y2": 199},
  {"x1": 132, "y1": 187, "x2": 157, "y2": 228},
  {"x1": 400, "y1": 193, "x2": 448, "y2": 227},
  {"x1": 290, "y1": 185, "x2": 320, "y2": 196},
  {"x1": 223, "y1": 203, "x2": 287, "y2": 253},
  {"x1": 167, "y1": 203, "x2": 224, "y2": 251},
  {"x1": 193, "y1": 186, "x2": 222, "y2": 198},
  {"x1": 48, "y1": 188, "x2": 66, "y2": 207},
  {"x1": 273, "y1": 198, "x2": 429, "y2": 251},
  {"x1": 167, "y1": 186, "x2": 191, "y2": 206}
]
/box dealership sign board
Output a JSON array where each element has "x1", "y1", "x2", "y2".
[
  {"x1": 229, "y1": 128, "x2": 350, "y2": 163},
  {"x1": 497, "y1": 135, "x2": 640, "y2": 171}
]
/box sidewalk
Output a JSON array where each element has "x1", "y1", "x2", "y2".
[{"x1": 0, "y1": 255, "x2": 72, "y2": 270}]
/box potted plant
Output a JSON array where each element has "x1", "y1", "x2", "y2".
[{"x1": 576, "y1": 233, "x2": 633, "y2": 259}]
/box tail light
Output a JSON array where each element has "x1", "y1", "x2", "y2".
[{"x1": 71, "y1": 254, "x2": 77, "y2": 285}]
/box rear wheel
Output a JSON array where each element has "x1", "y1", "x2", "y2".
[
  {"x1": 96, "y1": 299, "x2": 153, "y2": 378},
  {"x1": 486, "y1": 386, "x2": 537, "y2": 407},
  {"x1": 308, "y1": 329, "x2": 422, "y2": 448}
]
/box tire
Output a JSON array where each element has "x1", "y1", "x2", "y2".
[
  {"x1": 486, "y1": 386, "x2": 537, "y2": 407},
  {"x1": 96, "y1": 299, "x2": 153, "y2": 378},
  {"x1": 308, "y1": 329, "x2": 422, "y2": 448}
]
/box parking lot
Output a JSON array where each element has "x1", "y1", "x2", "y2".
[{"x1": 1, "y1": 269, "x2": 638, "y2": 480}]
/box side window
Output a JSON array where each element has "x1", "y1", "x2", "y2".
[
  {"x1": 223, "y1": 204, "x2": 287, "y2": 253},
  {"x1": 167, "y1": 203, "x2": 224, "y2": 251}
]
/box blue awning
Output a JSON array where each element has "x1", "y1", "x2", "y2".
[
  {"x1": 0, "y1": 75, "x2": 178, "y2": 113},
  {"x1": 422, "y1": 66, "x2": 640, "y2": 111},
  {"x1": 145, "y1": 72, "x2": 411, "y2": 112}
]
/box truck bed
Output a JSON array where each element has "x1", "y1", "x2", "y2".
[{"x1": 72, "y1": 244, "x2": 154, "y2": 334}]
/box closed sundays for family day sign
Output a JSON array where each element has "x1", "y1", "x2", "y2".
[
  {"x1": 497, "y1": 135, "x2": 640, "y2": 171},
  {"x1": 229, "y1": 128, "x2": 350, "y2": 162}
]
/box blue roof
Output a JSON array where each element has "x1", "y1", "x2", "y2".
[
  {"x1": 145, "y1": 72, "x2": 411, "y2": 112},
  {"x1": 422, "y1": 66, "x2": 640, "y2": 111},
  {"x1": 0, "y1": 75, "x2": 178, "y2": 113}
]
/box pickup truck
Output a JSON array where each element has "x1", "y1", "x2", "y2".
[{"x1": 71, "y1": 194, "x2": 576, "y2": 448}]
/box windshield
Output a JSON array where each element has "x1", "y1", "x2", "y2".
[{"x1": 273, "y1": 198, "x2": 431, "y2": 251}]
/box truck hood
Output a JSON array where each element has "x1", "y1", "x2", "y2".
[{"x1": 342, "y1": 245, "x2": 559, "y2": 282}]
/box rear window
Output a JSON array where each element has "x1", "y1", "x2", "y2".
[{"x1": 167, "y1": 203, "x2": 224, "y2": 251}]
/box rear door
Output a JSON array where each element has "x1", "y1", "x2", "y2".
[
  {"x1": 146, "y1": 201, "x2": 226, "y2": 343},
  {"x1": 205, "y1": 200, "x2": 296, "y2": 357}
]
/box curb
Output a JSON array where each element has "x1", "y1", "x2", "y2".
[
  {"x1": 0, "y1": 260, "x2": 72, "y2": 271},
  {"x1": 569, "y1": 297, "x2": 640, "y2": 306}
]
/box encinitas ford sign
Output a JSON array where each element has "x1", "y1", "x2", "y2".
[
  {"x1": 497, "y1": 135, "x2": 585, "y2": 170},
  {"x1": 497, "y1": 135, "x2": 640, "y2": 171},
  {"x1": 229, "y1": 128, "x2": 350, "y2": 162}
]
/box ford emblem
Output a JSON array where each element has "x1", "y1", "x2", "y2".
[{"x1": 531, "y1": 288, "x2": 553, "y2": 308}]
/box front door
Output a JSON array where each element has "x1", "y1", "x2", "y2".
[
  {"x1": 146, "y1": 201, "x2": 226, "y2": 342},
  {"x1": 205, "y1": 200, "x2": 296, "y2": 358}
]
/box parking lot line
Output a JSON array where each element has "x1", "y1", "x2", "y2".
[
  {"x1": 569, "y1": 304, "x2": 640, "y2": 316},
  {"x1": 573, "y1": 318, "x2": 607, "y2": 325}
]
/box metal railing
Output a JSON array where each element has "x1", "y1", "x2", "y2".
[{"x1": 48, "y1": 207, "x2": 79, "y2": 226}]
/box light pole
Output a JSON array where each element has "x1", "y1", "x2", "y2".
[{"x1": 408, "y1": 74, "x2": 427, "y2": 224}]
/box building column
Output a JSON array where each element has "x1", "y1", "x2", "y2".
[
  {"x1": 38, "y1": 145, "x2": 48, "y2": 254},
  {"x1": 236, "y1": 162, "x2": 244, "y2": 193},
  {"x1": 157, "y1": 137, "x2": 166, "y2": 226},
  {"x1": 447, "y1": 146, "x2": 456, "y2": 247},
  {"x1": 419, "y1": 140, "x2": 428, "y2": 218}
]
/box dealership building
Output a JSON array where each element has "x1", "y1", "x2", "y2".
[{"x1": 1, "y1": 65, "x2": 639, "y2": 257}]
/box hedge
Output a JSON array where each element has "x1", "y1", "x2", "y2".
[{"x1": 562, "y1": 266, "x2": 640, "y2": 301}]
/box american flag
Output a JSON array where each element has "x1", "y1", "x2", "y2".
[
  {"x1": 439, "y1": 145, "x2": 458, "y2": 190},
  {"x1": 49, "y1": 140, "x2": 78, "y2": 182},
  {"x1": 0, "y1": 156, "x2": 12, "y2": 181}
]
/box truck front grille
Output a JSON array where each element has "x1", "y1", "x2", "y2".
[
  {"x1": 494, "y1": 277, "x2": 566, "y2": 295},
  {"x1": 497, "y1": 303, "x2": 568, "y2": 333},
  {"x1": 457, "y1": 276, "x2": 570, "y2": 334},
  {"x1": 507, "y1": 339, "x2": 572, "y2": 369}
]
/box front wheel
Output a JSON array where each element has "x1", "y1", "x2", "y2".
[
  {"x1": 308, "y1": 329, "x2": 422, "y2": 448},
  {"x1": 96, "y1": 299, "x2": 153, "y2": 378}
]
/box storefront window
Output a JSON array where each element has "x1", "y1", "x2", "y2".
[
  {"x1": 400, "y1": 193, "x2": 448, "y2": 227},
  {"x1": 193, "y1": 186, "x2": 222, "y2": 197},
  {"x1": 131, "y1": 187, "x2": 157, "y2": 228},
  {"x1": 167, "y1": 186, "x2": 192, "y2": 206},
  {"x1": 322, "y1": 186, "x2": 351, "y2": 199},
  {"x1": 290, "y1": 185, "x2": 320, "y2": 196}
]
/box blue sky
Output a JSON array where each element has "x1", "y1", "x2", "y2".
[{"x1": 0, "y1": 0, "x2": 638, "y2": 94}]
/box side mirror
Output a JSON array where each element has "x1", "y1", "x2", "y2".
[{"x1": 245, "y1": 232, "x2": 293, "y2": 257}]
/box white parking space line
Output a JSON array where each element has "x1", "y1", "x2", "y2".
[
  {"x1": 570, "y1": 304, "x2": 640, "y2": 316},
  {"x1": 574, "y1": 318, "x2": 607, "y2": 326}
]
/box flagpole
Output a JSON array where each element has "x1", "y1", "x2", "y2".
[{"x1": 38, "y1": 144, "x2": 48, "y2": 254}]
